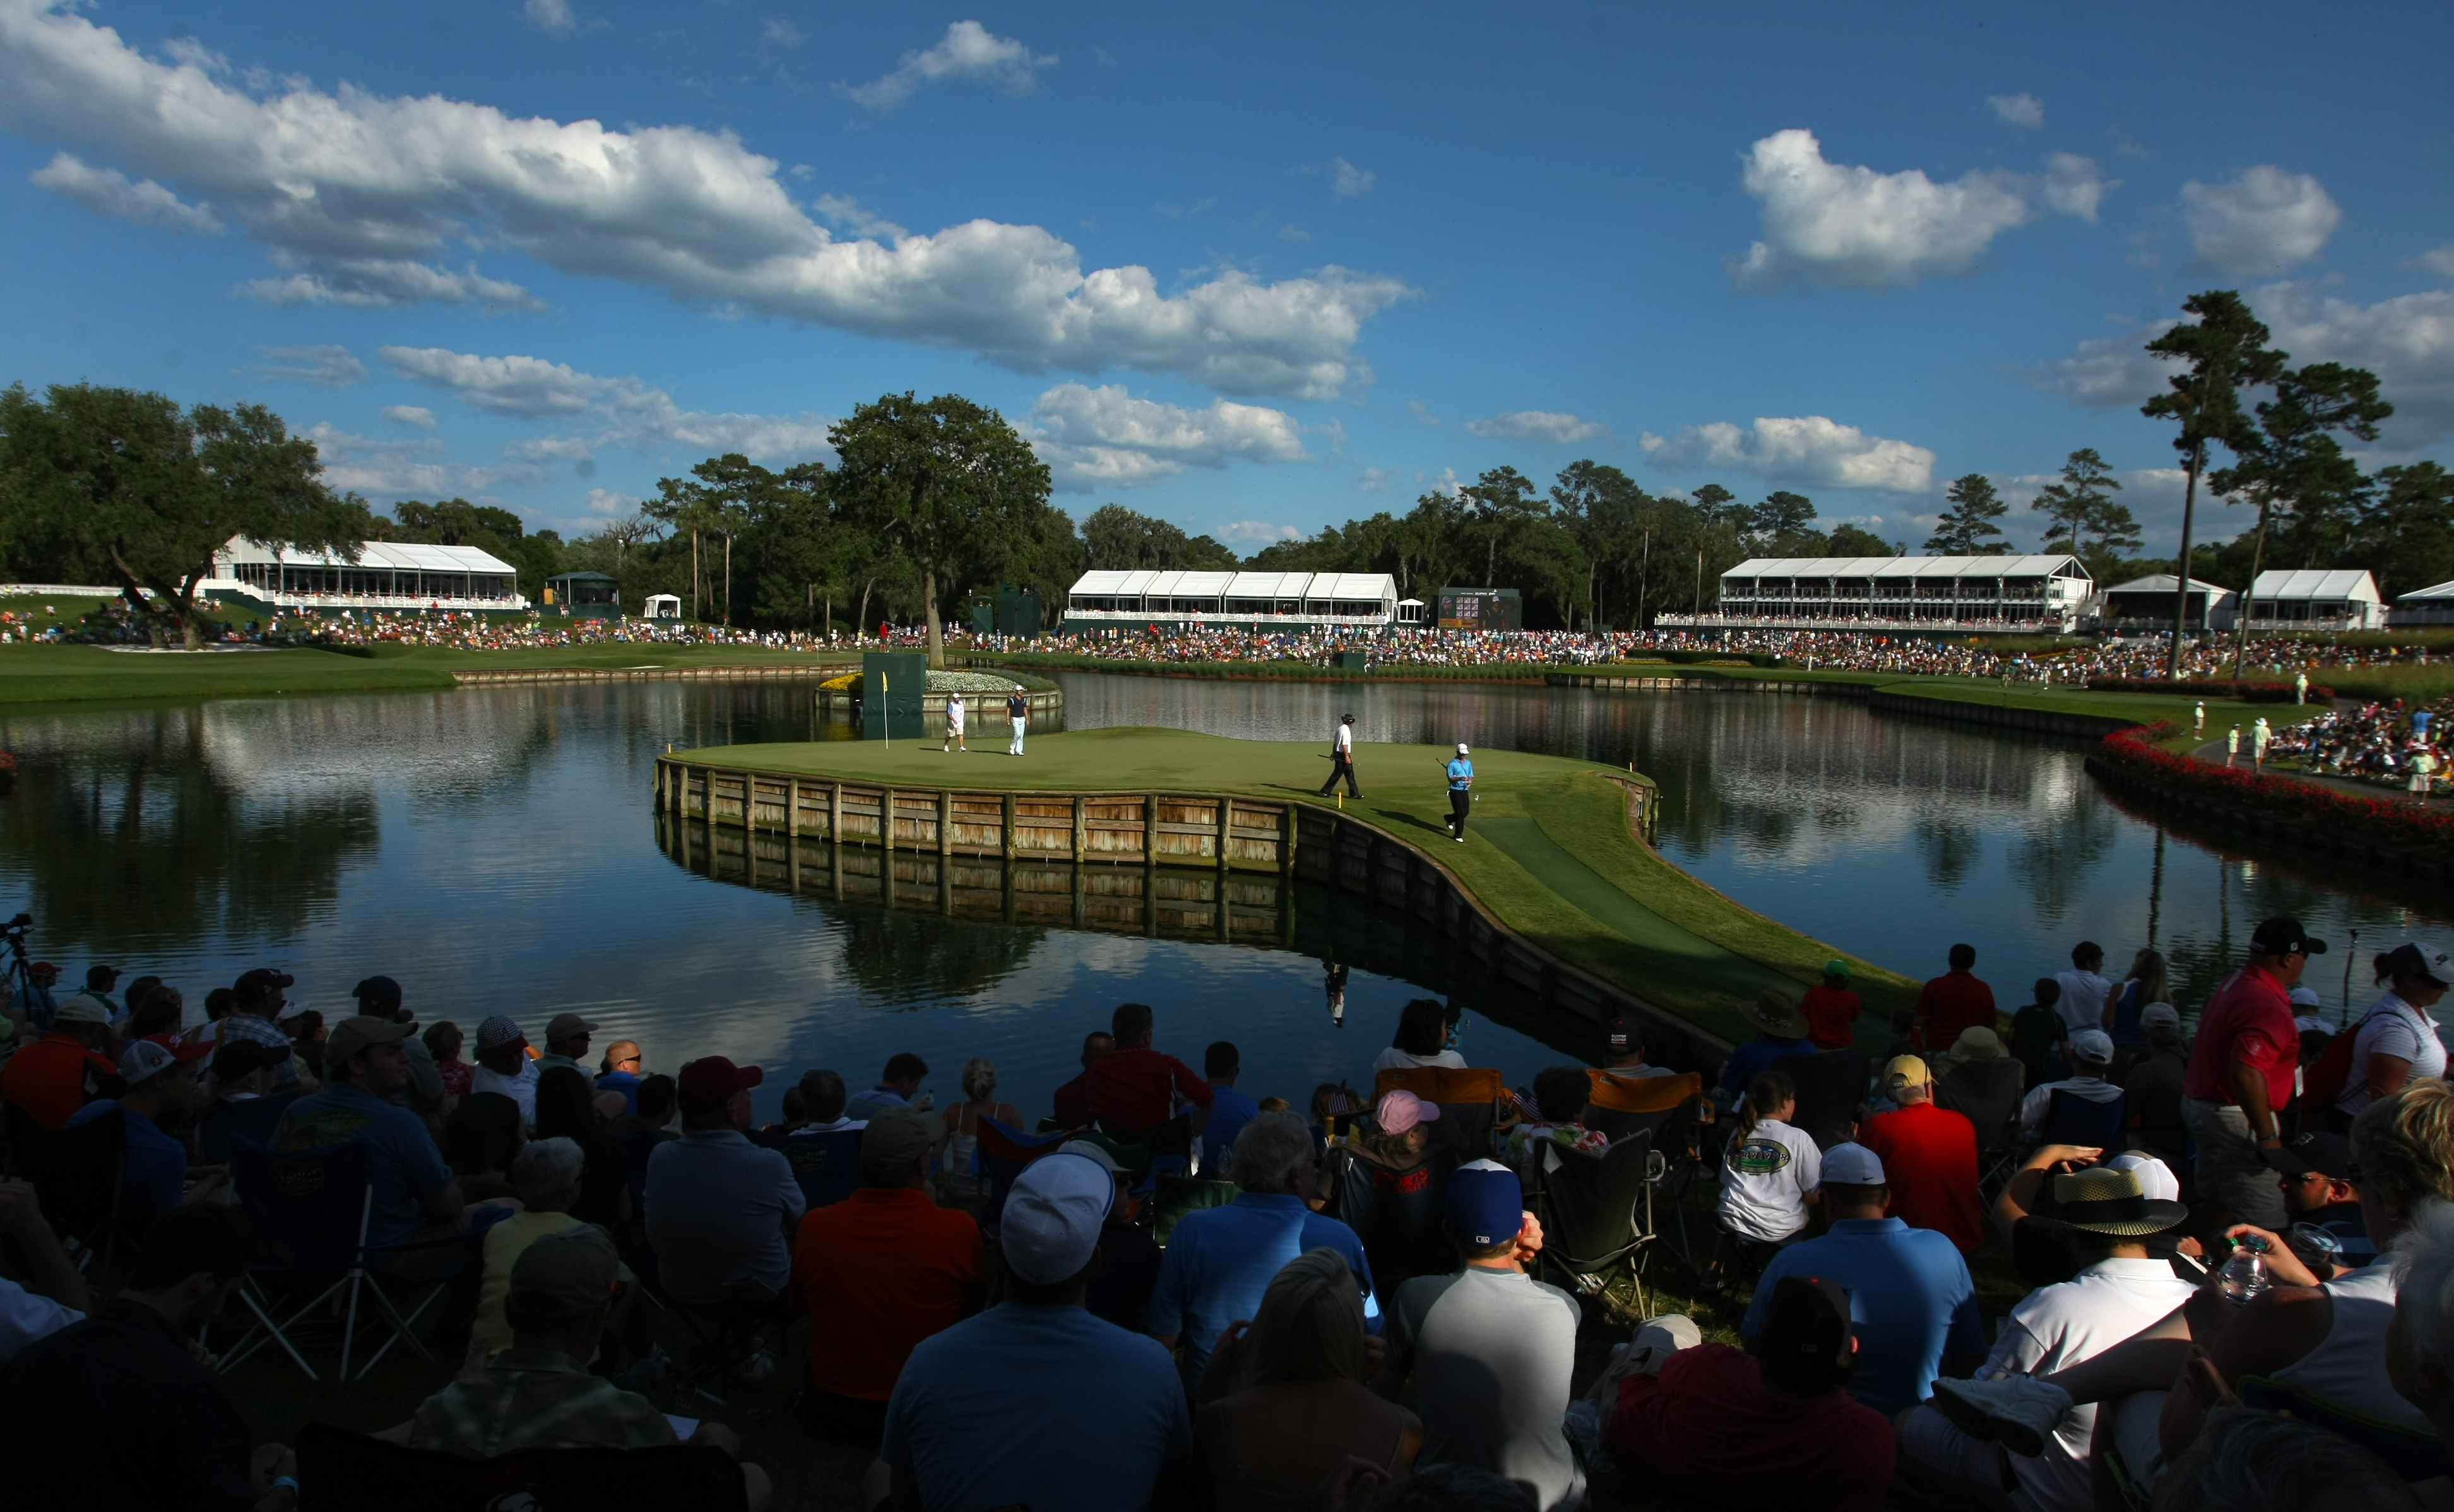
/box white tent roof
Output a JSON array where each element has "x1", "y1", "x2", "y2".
[
  {"x1": 2250, "y1": 569, "x2": 2381, "y2": 601},
  {"x1": 2398, "y1": 579, "x2": 2454, "y2": 603},
  {"x1": 1726, "y1": 554, "x2": 2089, "y2": 579},
  {"x1": 2104, "y1": 574, "x2": 2231, "y2": 594},
  {"x1": 223, "y1": 537, "x2": 518, "y2": 576},
  {"x1": 1307, "y1": 572, "x2": 1397, "y2": 600},
  {"x1": 1226, "y1": 570, "x2": 1315, "y2": 598}
]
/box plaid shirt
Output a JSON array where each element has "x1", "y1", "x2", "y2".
[{"x1": 410, "y1": 1349, "x2": 675, "y2": 1458}]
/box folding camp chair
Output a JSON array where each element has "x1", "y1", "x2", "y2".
[
  {"x1": 296, "y1": 1420, "x2": 749, "y2": 1512},
  {"x1": 223, "y1": 1137, "x2": 465, "y2": 1381},
  {"x1": 1533, "y1": 1128, "x2": 1657, "y2": 1319},
  {"x1": 1372, "y1": 1066, "x2": 1508, "y2": 1159},
  {"x1": 975, "y1": 1116, "x2": 1073, "y2": 1231},
  {"x1": 1321, "y1": 1144, "x2": 1457, "y2": 1295},
  {"x1": 1586, "y1": 1071, "x2": 1705, "y2": 1260},
  {"x1": 2038, "y1": 1088, "x2": 2128, "y2": 1151},
  {"x1": 1769, "y1": 1051, "x2": 1870, "y2": 1152},
  {"x1": 199, "y1": 1094, "x2": 293, "y2": 1167},
  {"x1": 777, "y1": 1128, "x2": 864, "y2": 1213},
  {"x1": 1935, "y1": 1056, "x2": 2027, "y2": 1198},
  {"x1": 16, "y1": 1104, "x2": 131, "y2": 1277}
]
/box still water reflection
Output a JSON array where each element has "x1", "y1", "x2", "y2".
[{"x1": 0, "y1": 675, "x2": 2441, "y2": 1126}]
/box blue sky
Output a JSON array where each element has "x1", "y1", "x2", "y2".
[{"x1": 1, "y1": 0, "x2": 2449, "y2": 556}]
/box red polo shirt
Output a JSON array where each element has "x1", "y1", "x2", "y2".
[
  {"x1": 2184, "y1": 963, "x2": 2297, "y2": 1111},
  {"x1": 1082, "y1": 1046, "x2": 1211, "y2": 1133},
  {"x1": 0, "y1": 1032, "x2": 119, "y2": 1130},
  {"x1": 1800, "y1": 985, "x2": 1863, "y2": 1051},
  {"x1": 793, "y1": 1187, "x2": 985, "y2": 1400},
  {"x1": 1917, "y1": 970, "x2": 1998, "y2": 1048},
  {"x1": 1861, "y1": 1099, "x2": 1984, "y2": 1255}
]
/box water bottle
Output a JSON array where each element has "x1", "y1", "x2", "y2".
[{"x1": 2219, "y1": 1235, "x2": 2270, "y2": 1305}]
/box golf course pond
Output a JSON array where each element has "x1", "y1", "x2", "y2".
[{"x1": 0, "y1": 670, "x2": 2444, "y2": 1120}]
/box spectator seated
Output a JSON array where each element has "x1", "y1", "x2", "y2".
[
  {"x1": 1321, "y1": 1091, "x2": 1459, "y2": 1295},
  {"x1": 1371, "y1": 1065, "x2": 1506, "y2": 1157},
  {"x1": 643, "y1": 1057, "x2": 803, "y2": 1308}
]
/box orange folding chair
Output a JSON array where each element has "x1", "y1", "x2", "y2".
[{"x1": 1372, "y1": 1066, "x2": 1509, "y2": 1158}]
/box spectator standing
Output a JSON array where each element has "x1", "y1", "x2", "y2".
[
  {"x1": 66, "y1": 1037, "x2": 215, "y2": 1227},
  {"x1": 0, "y1": 992, "x2": 121, "y2": 1128},
  {"x1": 1051, "y1": 1031, "x2": 1113, "y2": 1127},
  {"x1": 2333, "y1": 940, "x2": 2451, "y2": 1120},
  {"x1": 848, "y1": 1052, "x2": 932, "y2": 1123},
  {"x1": 470, "y1": 1015, "x2": 540, "y2": 1127},
  {"x1": 940, "y1": 1057, "x2": 1018, "y2": 1200},
  {"x1": 2018, "y1": 1029, "x2": 2122, "y2": 1142},
  {"x1": 1604, "y1": 1277, "x2": 1896, "y2": 1512},
  {"x1": 2053, "y1": 942, "x2": 2113, "y2": 1039},
  {"x1": 278, "y1": 1017, "x2": 469, "y2": 1262},
  {"x1": 2185, "y1": 918, "x2": 2324, "y2": 1229},
  {"x1": 1801, "y1": 959, "x2": 1864, "y2": 1051},
  {"x1": 2008, "y1": 977, "x2": 2070, "y2": 1090},
  {"x1": 1859, "y1": 1056, "x2": 1984, "y2": 1255},
  {"x1": 0, "y1": 1179, "x2": 90, "y2": 1364},
  {"x1": 882, "y1": 1152, "x2": 1190, "y2": 1512},
  {"x1": 0, "y1": 1205, "x2": 299, "y2": 1512},
  {"x1": 2118, "y1": 1003, "x2": 2190, "y2": 1166},
  {"x1": 1086, "y1": 1002, "x2": 1212, "y2": 1138},
  {"x1": 535, "y1": 1013, "x2": 597, "y2": 1073},
  {"x1": 1917, "y1": 944, "x2": 1998, "y2": 1051},
  {"x1": 1377, "y1": 1158, "x2": 1582, "y2": 1512},
  {"x1": 531, "y1": 1065, "x2": 631, "y2": 1229},
  {"x1": 1703, "y1": 1071, "x2": 1820, "y2": 1294},
  {"x1": 793, "y1": 1109, "x2": 986, "y2": 1443},
  {"x1": 596, "y1": 1039, "x2": 644, "y2": 1114},
  {"x1": 1373, "y1": 998, "x2": 1468, "y2": 1075},
  {"x1": 1200, "y1": 1041, "x2": 1262, "y2": 1176},
  {"x1": 1741, "y1": 1143, "x2": 1984, "y2": 1416},
  {"x1": 1151, "y1": 1113, "x2": 1380, "y2": 1390},
  {"x1": 2104, "y1": 948, "x2": 2168, "y2": 1068},
  {"x1": 1716, "y1": 991, "x2": 1812, "y2": 1107},
  {"x1": 643, "y1": 1056, "x2": 803, "y2": 1305}
]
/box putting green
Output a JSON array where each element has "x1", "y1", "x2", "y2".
[{"x1": 692, "y1": 726, "x2": 1915, "y2": 1047}]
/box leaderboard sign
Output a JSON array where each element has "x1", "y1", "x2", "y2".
[{"x1": 1435, "y1": 587, "x2": 1522, "y2": 631}]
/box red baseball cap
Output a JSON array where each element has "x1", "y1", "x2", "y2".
[{"x1": 677, "y1": 1056, "x2": 762, "y2": 1111}]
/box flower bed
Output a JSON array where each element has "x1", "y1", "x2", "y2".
[
  {"x1": 2093, "y1": 722, "x2": 2454, "y2": 850},
  {"x1": 2085, "y1": 677, "x2": 2333, "y2": 702}
]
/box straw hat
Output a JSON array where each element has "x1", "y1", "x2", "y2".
[
  {"x1": 2031, "y1": 1165, "x2": 2188, "y2": 1237},
  {"x1": 1743, "y1": 989, "x2": 1809, "y2": 1039}
]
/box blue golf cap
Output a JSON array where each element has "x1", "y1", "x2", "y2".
[{"x1": 1446, "y1": 1157, "x2": 1524, "y2": 1249}]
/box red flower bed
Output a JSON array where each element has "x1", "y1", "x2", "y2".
[
  {"x1": 2094, "y1": 722, "x2": 2454, "y2": 850},
  {"x1": 2085, "y1": 678, "x2": 2334, "y2": 702}
]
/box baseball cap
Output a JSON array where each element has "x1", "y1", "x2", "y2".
[
  {"x1": 1821, "y1": 1142, "x2": 1885, "y2": 1186},
  {"x1": 119, "y1": 1036, "x2": 210, "y2": 1085},
  {"x1": 474, "y1": 1015, "x2": 528, "y2": 1054},
  {"x1": 2404, "y1": 940, "x2": 2454, "y2": 987},
  {"x1": 324, "y1": 1014, "x2": 413, "y2": 1069},
  {"x1": 1823, "y1": 958, "x2": 1851, "y2": 979},
  {"x1": 2105, "y1": 1152, "x2": 2182, "y2": 1203},
  {"x1": 2287, "y1": 985, "x2": 2323, "y2": 1009},
  {"x1": 352, "y1": 975, "x2": 403, "y2": 1011},
  {"x1": 676, "y1": 1055, "x2": 762, "y2": 1112},
  {"x1": 234, "y1": 967, "x2": 295, "y2": 998},
  {"x1": 2069, "y1": 1029, "x2": 2116, "y2": 1065},
  {"x1": 1757, "y1": 1274, "x2": 1852, "y2": 1367},
  {"x1": 1001, "y1": 1152, "x2": 1113, "y2": 1285},
  {"x1": 2250, "y1": 918, "x2": 2327, "y2": 957},
  {"x1": 545, "y1": 1012, "x2": 600, "y2": 1044},
  {"x1": 52, "y1": 993, "x2": 111, "y2": 1025},
  {"x1": 28, "y1": 961, "x2": 57, "y2": 977},
  {"x1": 2139, "y1": 1002, "x2": 2182, "y2": 1033},
  {"x1": 1883, "y1": 1054, "x2": 1931, "y2": 1090},
  {"x1": 1456, "y1": 743, "x2": 1469, "y2": 755},
  {"x1": 1375, "y1": 1089, "x2": 1440, "y2": 1136},
  {"x1": 1603, "y1": 1016, "x2": 1638, "y2": 1056},
  {"x1": 2261, "y1": 1131, "x2": 2354, "y2": 1181},
  {"x1": 860, "y1": 1107, "x2": 935, "y2": 1182},
  {"x1": 508, "y1": 1224, "x2": 622, "y2": 1319},
  {"x1": 1445, "y1": 1158, "x2": 1524, "y2": 1249}
]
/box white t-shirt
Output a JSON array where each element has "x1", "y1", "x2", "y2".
[
  {"x1": 2337, "y1": 991, "x2": 2448, "y2": 1116},
  {"x1": 1986, "y1": 1257, "x2": 2197, "y2": 1512},
  {"x1": 1372, "y1": 1048, "x2": 1466, "y2": 1075},
  {"x1": 473, "y1": 1058, "x2": 540, "y2": 1127},
  {"x1": 1334, "y1": 724, "x2": 1353, "y2": 755},
  {"x1": 1717, "y1": 1116, "x2": 1820, "y2": 1243},
  {"x1": 947, "y1": 697, "x2": 964, "y2": 731},
  {"x1": 2053, "y1": 970, "x2": 2113, "y2": 1036}
]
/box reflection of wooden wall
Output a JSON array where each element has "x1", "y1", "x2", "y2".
[{"x1": 653, "y1": 758, "x2": 1732, "y2": 1069}]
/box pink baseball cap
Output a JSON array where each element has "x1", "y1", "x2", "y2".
[{"x1": 1375, "y1": 1089, "x2": 1440, "y2": 1135}]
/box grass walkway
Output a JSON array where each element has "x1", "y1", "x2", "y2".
[{"x1": 690, "y1": 726, "x2": 1918, "y2": 1048}]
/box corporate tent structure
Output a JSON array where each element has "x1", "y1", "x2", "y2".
[
  {"x1": 2240, "y1": 569, "x2": 2385, "y2": 631},
  {"x1": 207, "y1": 538, "x2": 528, "y2": 611},
  {"x1": 1659, "y1": 554, "x2": 2095, "y2": 633},
  {"x1": 2391, "y1": 579, "x2": 2454, "y2": 627},
  {"x1": 1062, "y1": 570, "x2": 1416, "y2": 631},
  {"x1": 2092, "y1": 574, "x2": 2241, "y2": 633}
]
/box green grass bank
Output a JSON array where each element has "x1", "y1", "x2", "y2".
[{"x1": 0, "y1": 642, "x2": 860, "y2": 706}]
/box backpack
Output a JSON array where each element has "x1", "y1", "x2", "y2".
[{"x1": 2303, "y1": 1013, "x2": 2370, "y2": 1111}]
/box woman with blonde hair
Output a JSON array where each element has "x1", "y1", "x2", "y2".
[
  {"x1": 1195, "y1": 1248, "x2": 1421, "y2": 1509},
  {"x1": 942, "y1": 1056, "x2": 1019, "y2": 1200}
]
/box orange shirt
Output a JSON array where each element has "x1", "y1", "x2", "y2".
[
  {"x1": 793, "y1": 1187, "x2": 985, "y2": 1400},
  {"x1": 1, "y1": 1033, "x2": 119, "y2": 1130}
]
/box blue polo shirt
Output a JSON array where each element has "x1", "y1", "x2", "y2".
[
  {"x1": 595, "y1": 1068, "x2": 642, "y2": 1116},
  {"x1": 65, "y1": 1100, "x2": 184, "y2": 1226},
  {"x1": 1199, "y1": 1083, "x2": 1261, "y2": 1171},
  {"x1": 1447, "y1": 758, "x2": 1473, "y2": 790},
  {"x1": 1740, "y1": 1216, "x2": 1984, "y2": 1416},
  {"x1": 1147, "y1": 1193, "x2": 1379, "y2": 1386}
]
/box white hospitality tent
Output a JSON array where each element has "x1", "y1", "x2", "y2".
[
  {"x1": 2392, "y1": 579, "x2": 2454, "y2": 627},
  {"x1": 2241, "y1": 569, "x2": 2385, "y2": 630},
  {"x1": 210, "y1": 536, "x2": 526, "y2": 609}
]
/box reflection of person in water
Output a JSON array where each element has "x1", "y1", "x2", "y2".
[{"x1": 1325, "y1": 961, "x2": 1349, "y2": 1028}]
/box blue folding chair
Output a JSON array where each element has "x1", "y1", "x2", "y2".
[
  {"x1": 778, "y1": 1128, "x2": 864, "y2": 1212},
  {"x1": 2039, "y1": 1088, "x2": 2129, "y2": 1151},
  {"x1": 199, "y1": 1094, "x2": 295, "y2": 1167},
  {"x1": 223, "y1": 1138, "x2": 465, "y2": 1381},
  {"x1": 976, "y1": 1116, "x2": 1072, "y2": 1231}
]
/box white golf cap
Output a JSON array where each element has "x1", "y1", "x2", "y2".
[
  {"x1": 2407, "y1": 940, "x2": 2454, "y2": 986},
  {"x1": 2068, "y1": 1029, "x2": 2116, "y2": 1065},
  {"x1": 1000, "y1": 1152, "x2": 1113, "y2": 1285},
  {"x1": 2106, "y1": 1152, "x2": 2181, "y2": 1203},
  {"x1": 1456, "y1": 743, "x2": 1469, "y2": 755},
  {"x1": 1820, "y1": 1142, "x2": 1885, "y2": 1186}
]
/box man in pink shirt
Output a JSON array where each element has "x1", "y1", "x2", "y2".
[{"x1": 2181, "y1": 917, "x2": 2325, "y2": 1229}]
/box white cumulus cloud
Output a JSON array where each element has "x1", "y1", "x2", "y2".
[
  {"x1": 2255, "y1": 280, "x2": 2454, "y2": 442},
  {"x1": 1330, "y1": 157, "x2": 1374, "y2": 198},
  {"x1": 1219, "y1": 520, "x2": 1300, "y2": 546},
  {"x1": 0, "y1": 3, "x2": 1401, "y2": 398},
  {"x1": 306, "y1": 424, "x2": 543, "y2": 500},
  {"x1": 1463, "y1": 410, "x2": 1611, "y2": 444},
  {"x1": 2181, "y1": 167, "x2": 2340, "y2": 276},
  {"x1": 1728, "y1": 129, "x2": 2107, "y2": 292},
  {"x1": 1988, "y1": 93, "x2": 2044, "y2": 128},
  {"x1": 838, "y1": 20, "x2": 1055, "y2": 110},
  {"x1": 525, "y1": 0, "x2": 576, "y2": 35},
  {"x1": 582, "y1": 487, "x2": 640, "y2": 516},
  {"x1": 29, "y1": 150, "x2": 218, "y2": 231},
  {"x1": 250, "y1": 343, "x2": 366, "y2": 387},
  {"x1": 2410, "y1": 244, "x2": 2454, "y2": 280},
  {"x1": 379, "y1": 346, "x2": 836, "y2": 463},
  {"x1": 2022, "y1": 320, "x2": 2180, "y2": 410},
  {"x1": 382, "y1": 405, "x2": 437, "y2": 428},
  {"x1": 1028, "y1": 382, "x2": 1310, "y2": 490},
  {"x1": 1353, "y1": 467, "x2": 1394, "y2": 492},
  {"x1": 1640, "y1": 415, "x2": 1935, "y2": 493}
]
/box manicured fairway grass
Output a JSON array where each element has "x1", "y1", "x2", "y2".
[{"x1": 691, "y1": 726, "x2": 1921, "y2": 1048}]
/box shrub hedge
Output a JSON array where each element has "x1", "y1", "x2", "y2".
[{"x1": 2093, "y1": 721, "x2": 2454, "y2": 851}]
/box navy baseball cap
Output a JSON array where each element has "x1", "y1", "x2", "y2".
[{"x1": 1446, "y1": 1158, "x2": 1524, "y2": 1249}]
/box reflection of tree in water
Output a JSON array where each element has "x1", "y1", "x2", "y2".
[
  {"x1": 0, "y1": 707, "x2": 375, "y2": 947},
  {"x1": 1916, "y1": 817, "x2": 1986, "y2": 892},
  {"x1": 835, "y1": 908, "x2": 1045, "y2": 1005},
  {"x1": 2005, "y1": 794, "x2": 2121, "y2": 928}
]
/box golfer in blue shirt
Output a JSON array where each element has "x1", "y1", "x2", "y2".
[{"x1": 1444, "y1": 743, "x2": 1474, "y2": 842}]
